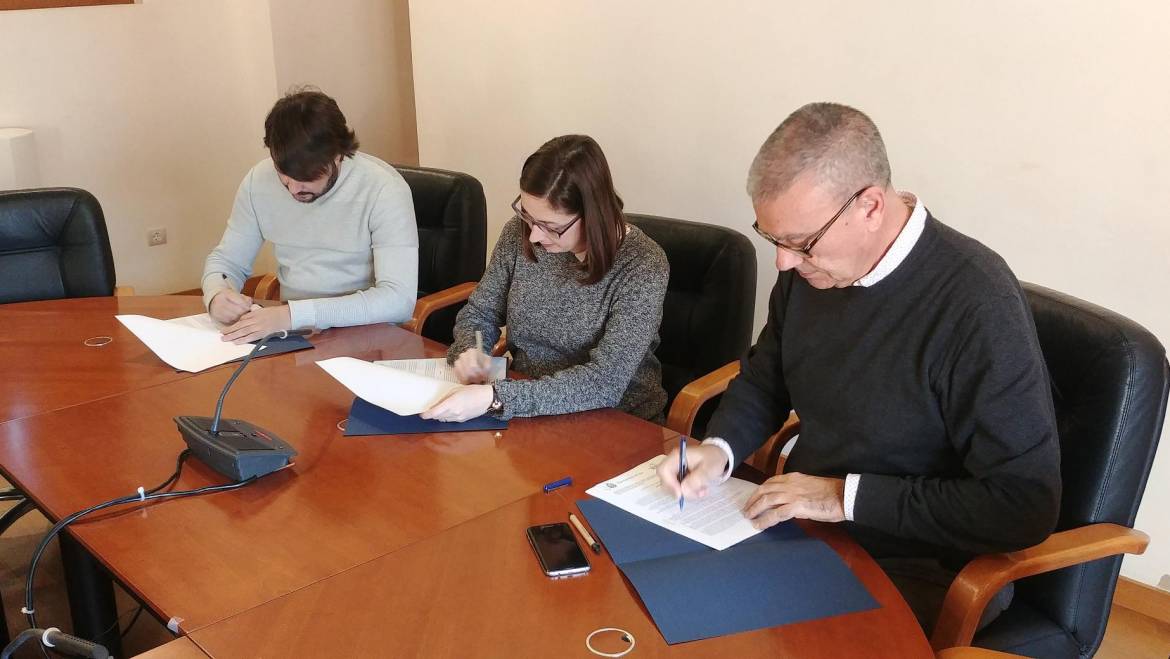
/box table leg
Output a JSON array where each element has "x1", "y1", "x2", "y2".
[
  {"x1": 0, "y1": 589, "x2": 8, "y2": 649},
  {"x1": 0, "y1": 496, "x2": 38, "y2": 649},
  {"x1": 59, "y1": 532, "x2": 123, "y2": 658}
]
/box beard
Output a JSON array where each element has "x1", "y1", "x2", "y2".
[{"x1": 289, "y1": 162, "x2": 340, "y2": 203}]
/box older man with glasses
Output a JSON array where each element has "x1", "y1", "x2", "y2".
[{"x1": 658, "y1": 102, "x2": 1061, "y2": 635}]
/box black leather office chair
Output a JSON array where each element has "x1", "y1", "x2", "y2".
[
  {"x1": 397, "y1": 165, "x2": 487, "y2": 344},
  {"x1": 0, "y1": 187, "x2": 118, "y2": 647},
  {"x1": 625, "y1": 214, "x2": 757, "y2": 437},
  {"x1": 928, "y1": 282, "x2": 1168, "y2": 657},
  {"x1": 0, "y1": 188, "x2": 116, "y2": 303}
]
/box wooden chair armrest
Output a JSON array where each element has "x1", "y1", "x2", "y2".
[
  {"x1": 665, "y1": 362, "x2": 741, "y2": 436},
  {"x1": 240, "y1": 274, "x2": 281, "y2": 301},
  {"x1": 930, "y1": 523, "x2": 1149, "y2": 650},
  {"x1": 252, "y1": 274, "x2": 280, "y2": 301},
  {"x1": 744, "y1": 416, "x2": 801, "y2": 476},
  {"x1": 402, "y1": 282, "x2": 477, "y2": 335},
  {"x1": 113, "y1": 286, "x2": 135, "y2": 296},
  {"x1": 492, "y1": 327, "x2": 508, "y2": 357}
]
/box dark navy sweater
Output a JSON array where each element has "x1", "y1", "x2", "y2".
[{"x1": 708, "y1": 215, "x2": 1061, "y2": 564}]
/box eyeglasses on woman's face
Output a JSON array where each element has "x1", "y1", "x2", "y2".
[{"x1": 512, "y1": 195, "x2": 581, "y2": 238}]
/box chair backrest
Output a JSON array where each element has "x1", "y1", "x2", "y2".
[
  {"x1": 0, "y1": 188, "x2": 115, "y2": 303},
  {"x1": 395, "y1": 165, "x2": 487, "y2": 343},
  {"x1": 625, "y1": 214, "x2": 757, "y2": 409},
  {"x1": 1005, "y1": 283, "x2": 1168, "y2": 653}
]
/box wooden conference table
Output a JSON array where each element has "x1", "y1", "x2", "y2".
[{"x1": 0, "y1": 296, "x2": 932, "y2": 658}]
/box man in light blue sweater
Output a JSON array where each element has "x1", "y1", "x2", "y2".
[{"x1": 202, "y1": 90, "x2": 418, "y2": 342}]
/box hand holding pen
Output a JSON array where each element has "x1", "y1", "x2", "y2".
[
  {"x1": 656, "y1": 439, "x2": 729, "y2": 503},
  {"x1": 208, "y1": 273, "x2": 254, "y2": 326},
  {"x1": 453, "y1": 329, "x2": 494, "y2": 384}
]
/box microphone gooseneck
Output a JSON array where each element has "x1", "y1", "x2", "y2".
[{"x1": 210, "y1": 330, "x2": 296, "y2": 433}]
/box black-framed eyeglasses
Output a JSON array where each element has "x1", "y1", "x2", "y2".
[
  {"x1": 512, "y1": 195, "x2": 581, "y2": 238},
  {"x1": 752, "y1": 186, "x2": 869, "y2": 258}
]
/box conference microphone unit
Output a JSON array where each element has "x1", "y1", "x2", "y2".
[{"x1": 174, "y1": 329, "x2": 306, "y2": 481}]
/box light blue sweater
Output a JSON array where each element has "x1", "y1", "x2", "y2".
[{"x1": 201, "y1": 152, "x2": 418, "y2": 329}]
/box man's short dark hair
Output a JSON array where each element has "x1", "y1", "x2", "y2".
[{"x1": 263, "y1": 88, "x2": 359, "y2": 182}]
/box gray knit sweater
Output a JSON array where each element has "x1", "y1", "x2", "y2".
[{"x1": 448, "y1": 218, "x2": 669, "y2": 421}]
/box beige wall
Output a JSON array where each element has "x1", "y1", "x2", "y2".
[
  {"x1": 0, "y1": 0, "x2": 418, "y2": 293},
  {"x1": 409, "y1": 2, "x2": 1170, "y2": 587},
  {"x1": 268, "y1": 0, "x2": 418, "y2": 166},
  {"x1": 260, "y1": 0, "x2": 419, "y2": 274},
  {"x1": 0, "y1": 0, "x2": 278, "y2": 294}
]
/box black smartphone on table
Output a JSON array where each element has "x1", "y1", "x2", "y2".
[{"x1": 526, "y1": 522, "x2": 591, "y2": 578}]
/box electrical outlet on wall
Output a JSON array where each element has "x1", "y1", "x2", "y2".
[{"x1": 147, "y1": 227, "x2": 167, "y2": 247}]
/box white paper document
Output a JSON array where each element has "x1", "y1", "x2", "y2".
[
  {"x1": 317, "y1": 356, "x2": 461, "y2": 416},
  {"x1": 116, "y1": 314, "x2": 255, "y2": 373},
  {"x1": 167, "y1": 312, "x2": 225, "y2": 333},
  {"x1": 586, "y1": 454, "x2": 762, "y2": 551},
  {"x1": 374, "y1": 357, "x2": 506, "y2": 384}
]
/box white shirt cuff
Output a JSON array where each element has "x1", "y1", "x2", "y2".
[
  {"x1": 700, "y1": 437, "x2": 735, "y2": 484},
  {"x1": 843, "y1": 473, "x2": 861, "y2": 521}
]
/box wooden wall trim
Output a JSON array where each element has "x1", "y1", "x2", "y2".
[
  {"x1": 1, "y1": 1, "x2": 132, "y2": 10},
  {"x1": 1114, "y1": 576, "x2": 1170, "y2": 624}
]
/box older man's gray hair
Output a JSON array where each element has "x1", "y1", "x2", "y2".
[{"x1": 747, "y1": 102, "x2": 892, "y2": 203}]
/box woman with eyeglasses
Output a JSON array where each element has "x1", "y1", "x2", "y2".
[{"x1": 420, "y1": 134, "x2": 669, "y2": 423}]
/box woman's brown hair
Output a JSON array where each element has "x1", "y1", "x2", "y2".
[{"x1": 519, "y1": 135, "x2": 626, "y2": 284}]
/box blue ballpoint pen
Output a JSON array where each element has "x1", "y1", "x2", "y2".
[
  {"x1": 543, "y1": 476, "x2": 572, "y2": 494},
  {"x1": 677, "y1": 437, "x2": 687, "y2": 511}
]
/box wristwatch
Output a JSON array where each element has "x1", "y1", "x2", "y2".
[{"x1": 488, "y1": 385, "x2": 504, "y2": 413}]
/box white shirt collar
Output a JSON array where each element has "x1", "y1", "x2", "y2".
[{"x1": 853, "y1": 191, "x2": 926, "y2": 287}]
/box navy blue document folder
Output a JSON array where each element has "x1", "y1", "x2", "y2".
[
  {"x1": 343, "y1": 397, "x2": 508, "y2": 436},
  {"x1": 576, "y1": 497, "x2": 877, "y2": 644},
  {"x1": 232, "y1": 334, "x2": 313, "y2": 361},
  {"x1": 177, "y1": 335, "x2": 311, "y2": 372}
]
